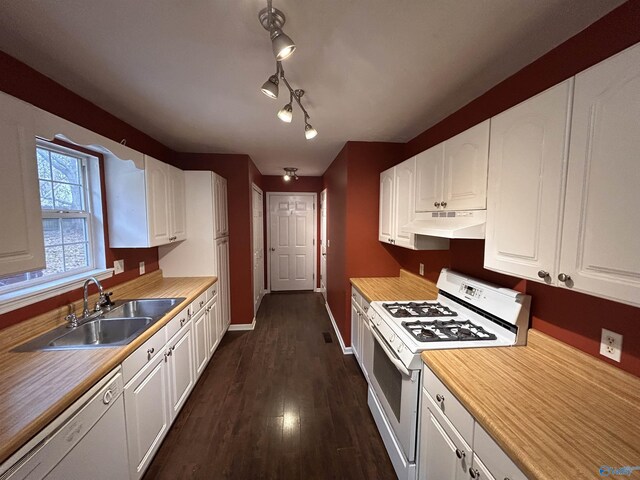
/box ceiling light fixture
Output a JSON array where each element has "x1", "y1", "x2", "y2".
[
  {"x1": 283, "y1": 167, "x2": 299, "y2": 181},
  {"x1": 258, "y1": 0, "x2": 317, "y2": 139}
]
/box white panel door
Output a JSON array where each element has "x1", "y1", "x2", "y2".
[
  {"x1": 320, "y1": 189, "x2": 328, "y2": 301},
  {"x1": 193, "y1": 308, "x2": 208, "y2": 378},
  {"x1": 559, "y1": 43, "x2": 640, "y2": 306},
  {"x1": 0, "y1": 93, "x2": 45, "y2": 277},
  {"x1": 415, "y1": 143, "x2": 444, "y2": 212},
  {"x1": 485, "y1": 80, "x2": 573, "y2": 284},
  {"x1": 252, "y1": 186, "x2": 264, "y2": 315},
  {"x1": 269, "y1": 194, "x2": 315, "y2": 291},
  {"x1": 378, "y1": 167, "x2": 395, "y2": 243},
  {"x1": 394, "y1": 157, "x2": 416, "y2": 248},
  {"x1": 145, "y1": 156, "x2": 171, "y2": 246},
  {"x1": 168, "y1": 165, "x2": 186, "y2": 241},
  {"x1": 443, "y1": 120, "x2": 490, "y2": 211},
  {"x1": 167, "y1": 323, "x2": 194, "y2": 422}
]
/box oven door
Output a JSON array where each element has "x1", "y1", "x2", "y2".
[{"x1": 369, "y1": 326, "x2": 420, "y2": 463}]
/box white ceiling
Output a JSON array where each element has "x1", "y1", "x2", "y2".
[{"x1": 0, "y1": 0, "x2": 623, "y2": 175}]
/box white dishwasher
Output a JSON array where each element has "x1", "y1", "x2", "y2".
[{"x1": 0, "y1": 367, "x2": 130, "y2": 480}]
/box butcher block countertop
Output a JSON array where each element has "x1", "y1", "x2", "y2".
[
  {"x1": 421, "y1": 329, "x2": 640, "y2": 480},
  {"x1": 350, "y1": 269, "x2": 438, "y2": 302},
  {"x1": 0, "y1": 270, "x2": 216, "y2": 465}
]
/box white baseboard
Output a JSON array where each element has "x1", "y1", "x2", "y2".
[
  {"x1": 228, "y1": 317, "x2": 256, "y2": 331},
  {"x1": 314, "y1": 287, "x2": 322, "y2": 293},
  {"x1": 324, "y1": 302, "x2": 352, "y2": 355}
]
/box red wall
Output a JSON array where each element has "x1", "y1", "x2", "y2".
[
  {"x1": 0, "y1": 53, "x2": 164, "y2": 330},
  {"x1": 170, "y1": 153, "x2": 257, "y2": 326},
  {"x1": 392, "y1": 1, "x2": 640, "y2": 377}
]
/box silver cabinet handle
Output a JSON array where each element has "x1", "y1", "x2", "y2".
[
  {"x1": 436, "y1": 393, "x2": 444, "y2": 402},
  {"x1": 434, "y1": 202, "x2": 441, "y2": 207},
  {"x1": 441, "y1": 201, "x2": 447, "y2": 208},
  {"x1": 180, "y1": 318, "x2": 187, "y2": 326},
  {"x1": 469, "y1": 468, "x2": 479, "y2": 479},
  {"x1": 455, "y1": 448, "x2": 465, "y2": 459},
  {"x1": 147, "y1": 347, "x2": 155, "y2": 359},
  {"x1": 537, "y1": 270, "x2": 549, "y2": 279},
  {"x1": 558, "y1": 273, "x2": 571, "y2": 282}
]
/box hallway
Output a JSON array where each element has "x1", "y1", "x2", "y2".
[{"x1": 143, "y1": 292, "x2": 396, "y2": 479}]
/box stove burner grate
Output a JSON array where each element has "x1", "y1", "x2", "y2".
[
  {"x1": 382, "y1": 301, "x2": 458, "y2": 318},
  {"x1": 402, "y1": 319, "x2": 497, "y2": 343}
]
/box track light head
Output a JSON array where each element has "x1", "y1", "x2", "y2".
[
  {"x1": 283, "y1": 174, "x2": 291, "y2": 181},
  {"x1": 277, "y1": 103, "x2": 293, "y2": 123},
  {"x1": 261, "y1": 75, "x2": 279, "y2": 98},
  {"x1": 304, "y1": 123, "x2": 318, "y2": 140},
  {"x1": 271, "y1": 28, "x2": 296, "y2": 61}
]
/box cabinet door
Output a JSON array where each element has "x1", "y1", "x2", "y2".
[
  {"x1": 193, "y1": 309, "x2": 209, "y2": 378},
  {"x1": 559, "y1": 43, "x2": 640, "y2": 307},
  {"x1": 443, "y1": 120, "x2": 489, "y2": 210},
  {"x1": 222, "y1": 239, "x2": 231, "y2": 329},
  {"x1": 206, "y1": 298, "x2": 219, "y2": 356},
  {"x1": 214, "y1": 175, "x2": 228, "y2": 238},
  {"x1": 124, "y1": 352, "x2": 169, "y2": 480},
  {"x1": 350, "y1": 302, "x2": 360, "y2": 360},
  {"x1": 419, "y1": 405, "x2": 469, "y2": 480},
  {"x1": 485, "y1": 80, "x2": 572, "y2": 284},
  {"x1": 415, "y1": 144, "x2": 444, "y2": 212},
  {"x1": 394, "y1": 157, "x2": 416, "y2": 249},
  {"x1": 145, "y1": 156, "x2": 171, "y2": 246},
  {"x1": 169, "y1": 165, "x2": 186, "y2": 241},
  {"x1": 0, "y1": 93, "x2": 45, "y2": 277},
  {"x1": 379, "y1": 167, "x2": 395, "y2": 243},
  {"x1": 167, "y1": 323, "x2": 195, "y2": 422}
]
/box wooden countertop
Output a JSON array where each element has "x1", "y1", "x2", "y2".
[
  {"x1": 350, "y1": 269, "x2": 439, "y2": 302},
  {"x1": 421, "y1": 329, "x2": 640, "y2": 480},
  {"x1": 0, "y1": 271, "x2": 216, "y2": 465}
]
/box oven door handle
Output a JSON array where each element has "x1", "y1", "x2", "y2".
[{"x1": 371, "y1": 327, "x2": 412, "y2": 378}]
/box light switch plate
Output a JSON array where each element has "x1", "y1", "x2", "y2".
[
  {"x1": 600, "y1": 328, "x2": 623, "y2": 362},
  {"x1": 139, "y1": 261, "x2": 145, "y2": 275},
  {"x1": 114, "y1": 259, "x2": 124, "y2": 275}
]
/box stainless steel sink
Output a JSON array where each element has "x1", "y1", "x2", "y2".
[
  {"x1": 48, "y1": 317, "x2": 154, "y2": 347},
  {"x1": 102, "y1": 298, "x2": 183, "y2": 321},
  {"x1": 14, "y1": 297, "x2": 185, "y2": 351}
]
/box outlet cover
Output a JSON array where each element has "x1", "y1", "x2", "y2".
[
  {"x1": 419, "y1": 263, "x2": 425, "y2": 276},
  {"x1": 139, "y1": 261, "x2": 145, "y2": 275},
  {"x1": 600, "y1": 328, "x2": 623, "y2": 362},
  {"x1": 113, "y1": 259, "x2": 124, "y2": 275}
]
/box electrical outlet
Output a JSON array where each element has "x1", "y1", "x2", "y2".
[
  {"x1": 600, "y1": 328, "x2": 623, "y2": 362},
  {"x1": 419, "y1": 263, "x2": 425, "y2": 276},
  {"x1": 139, "y1": 261, "x2": 145, "y2": 275},
  {"x1": 113, "y1": 259, "x2": 124, "y2": 275}
]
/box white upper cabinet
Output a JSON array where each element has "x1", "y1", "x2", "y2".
[
  {"x1": 105, "y1": 154, "x2": 186, "y2": 248},
  {"x1": 213, "y1": 174, "x2": 228, "y2": 239},
  {"x1": 485, "y1": 79, "x2": 573, "y2": 284},
  {"x1": 0, "y1": 93, "x2": 45, "y2": 277},
  {"x1": 394, "y1": 157, "x2": 417, "y2": 248},
  {"x1": 378, "y1": 168, "x2": 395, "y2": 242},
  {"x1": 558, "y1": 43, "x2": 640, "y2": 306},
  {"x1": 416, "y1": 121, "x2": 489, "y2": 213}
]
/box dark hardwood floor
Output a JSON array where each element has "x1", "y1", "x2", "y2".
[{"x1": 143, "y1": 292, "x2": 396, "y2": 480}]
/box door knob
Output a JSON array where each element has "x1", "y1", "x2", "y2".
[
  {"x1": 441, "y1": 201, "x2": 447, "y2": 208},
  {"x1": 270, "y1": 247, "x2": 275, "y2": 251},
  {"x1": 558, "y1": 273, "x2": 571, "y2": 282},
  {"x1": 537, "y1": 270, "x2": 549, "y2": 279},
  {"x1": 434, "y1": 202, "x2": 441, "y2": 207}
]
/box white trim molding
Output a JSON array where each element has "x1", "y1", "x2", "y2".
[
  {"x1": 324, "y1": 301, "x2": 352, "y2": 354},
  {"x1": 0, "y1": 268, "x2": 114, "y2": 315},
  {"x1": 228, "y1": 317, "x2": 257, "y2": 331}
]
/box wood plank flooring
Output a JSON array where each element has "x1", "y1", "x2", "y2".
[{"x1": 143, "y1": 292, "x2": 396, "y2": 480}]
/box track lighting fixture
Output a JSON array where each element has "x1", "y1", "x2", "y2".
[
  {"x1": 258, "y1": 0, "x2": 317, "y2": 139},
  {"x1": 283, "y1": 168, "x2": 299, "y2": 181}
]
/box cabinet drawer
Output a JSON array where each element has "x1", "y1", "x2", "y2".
[
  {"x1": 206, "y1": 283, "x2": 218, "y2": 301},
  {"x1": 190, "y1": 291, "x2": 207, "y2": 316},
  {"x1": 473, "y1": 422, "x2": 528, "y2": 480},
  {"x1": 423, "y1": 364, "x2": 474, "y2": 446},
  {"x1": 351, "y1": 287, "x2": 363, "y2": 309},
  {"x1": 165, "y1": 305, "x2": 190, "y2": 342},
  {"x1": 122, "y1": 326, "x2": 167, "y2": 385}
]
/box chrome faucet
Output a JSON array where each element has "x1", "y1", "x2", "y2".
[{"x1": 82, "y1": 276, "x2": 104, "y2": 318}]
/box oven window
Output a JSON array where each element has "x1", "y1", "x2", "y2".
[{"x1": 373, "y1": 340, "x2": 402, "y2": 422}]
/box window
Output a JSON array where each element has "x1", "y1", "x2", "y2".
[{"x1": 0, "y1": 141, "x2": 98, "y2": 291}]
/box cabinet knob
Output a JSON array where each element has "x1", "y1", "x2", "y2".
[
  {"x1": 469, "y1": 468, "x2": 480, "y2": 479},
  {"x1": 436, "y1": 393, "x2": 444, "y2": 403},
  {"x1": 537, "y1": 270, "x2": 549, "y2": 279},
  {"x1": 180, "y1": 318, "x2": 187, "y2": 326},
  {"x1": 441, "y1": 201, "x2": 447, "y2": 208},
  {"x1": 434, "y1": 202, "x2": 441, "y2": 207},
  {"x1": 147, "y1": 347, "x2": 155, "y2": 359},
  {"x1": 455, "y1": 448, "x2": 465, "y2": 459},
  {"x1": 558, "y1": 273, "x2": 571, "y2": 282}
]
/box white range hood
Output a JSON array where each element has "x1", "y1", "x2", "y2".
[{"x1": 401, "y1": 210, "x2": 486, "y2": 239}]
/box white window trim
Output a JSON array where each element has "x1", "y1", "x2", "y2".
[{"x1": 0, "y1": 268, "x2": 114, "y2": 316}]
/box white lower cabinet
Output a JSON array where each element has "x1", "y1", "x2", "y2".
[
  {"x1": 350, "y1": 286, "x2": 373, "y2": 380},
  {"x1": 350, "y1": 301, "x2": 361, "y2": 362},
  {"x1": 124, "y1": 350, "x2": 170, "y2": 480},
  {"x1": 193, "y1": 306, "x2": 209, "y2": 379},
  {"x1": 206, "y1": 297, "x2": 219, "y2": 357},
  {"x1": 420, "y1": 365, "x2": 527, "y2": 480},
  {"x1": 166, "y1": 321, "x2": 195, "y2": 421}
]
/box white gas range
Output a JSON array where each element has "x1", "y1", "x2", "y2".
[{"x1": 365, "y1": 268, "x2": 531, "y2": 480}]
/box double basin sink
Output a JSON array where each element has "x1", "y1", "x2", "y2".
[{"x1": 16, "y1": 298, "x2": 185, "y2": 351}]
